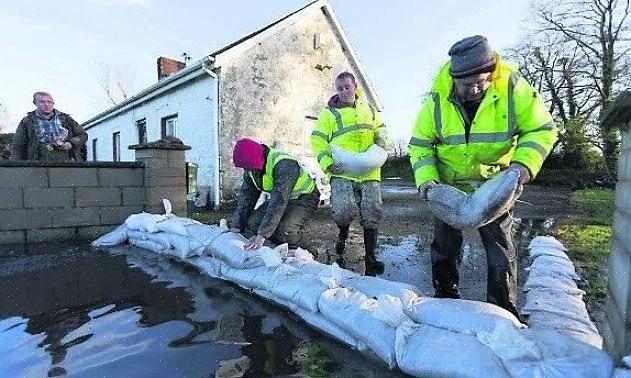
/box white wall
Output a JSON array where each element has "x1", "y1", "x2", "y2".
[{"x1": 86, "y1": 75, "x2": 218, "y2": 198}]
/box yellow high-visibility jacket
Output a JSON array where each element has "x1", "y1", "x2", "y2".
[
  {"x1": 409, "y1": 56, "x2": 558, "y2": 188},
  {"x1": 311, "y1": 89, "x2": 387, "y2": 182},
  {"x1": 249, "y1": 147, "x2": 315, "y2": 199}
]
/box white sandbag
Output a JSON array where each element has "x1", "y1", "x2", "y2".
[
  {"x1": 526, "y1": 310, "x2": 601, "y2": 348},
  {"x1": 128, "y1": 230, "x2": 171, "y2": 249},
  {"x1": 522, "y1": 288, "x2": 591, "y2": 323},
  {"x1": 505, "y1": 328, "x2": 613, "y2": 378},
  {"x1": 266, "y1": 265, "x2": 331, "y2": 312},
  {"x1": 207, "y1": 232, "x2": 282, "y2": 269},
  {"x1": 155, "y1": 216, "x2": 201, "y2": 236},
  {"x1": 340, "y1": 275, "x2": 421, "y2": 307},
  {"x1": 125, "y1": 212, "x2": 166, "y2": 233},
  {"x1": 477, "y1": 322, "x2": 540, "y2": 361},
  {"x1": 253, "y1": 288, "x2": 298, "y2": 311},
  {"x1": 91, "y1": 224, "x2": 129, "y2": 246},
  {"x1": 528, "y1": 236, "x2": 567, "y2": 251},
  {"x1": 330, "y1": 144, "x2": 387, "y2": 176},
  {"x1": 186, "y1": 224, "x2": 225, "y2": 254},
  {"x1": 291, "y1": 304, "x2": 368, "y2": 351},
  {"x1": 613, "y1": 368, "x2": 631, "y2": 378},
  {"x1": 531, "y1": 255, "x2": 576, "y2": 272},
  {"x1": 221, "y1": 266, "x2": 277, "y2": 290},
  {"x1": 373, "y1": 295, "x2": 413, "y2": 327},
  {"x1": 128, "y1": 237, "x2": 167, "y2": 253},
  {"x1": 427, "y1": 169, "x2": 521, "y2": 230},
  {"x1": 404, "y1": 297, "x2": 524, "y2": 335},
  {"x1": 188, "y1": 256, "x2": 223, "y2": 278},
  {"x1": 395, "y1": 323, "x2": 510, "y2": 378},
  {"x1": 523, "y1": 274, "x2": 585, "y2": 295},
  {"x1": 527, "y1": 263, "x2": 582, "y2": 282},
  {"x1": 529, "y1": 246, "x2": 571, "y2": 259},
  {"x1": 318, "y1": 288, "x2": 398, "y2": 368}
]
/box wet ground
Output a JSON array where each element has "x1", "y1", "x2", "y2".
[{"x1": 0, "y1": 182, "x2": 574, "y2": 377}]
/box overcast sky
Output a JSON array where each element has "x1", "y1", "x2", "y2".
[{"x1": 0, "y1": 0, "x2": 530, "y2": 140}]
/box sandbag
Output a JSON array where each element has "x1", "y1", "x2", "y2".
[
  {"x1": 613, "y1": 368, "x2": 631, "y2": 378},
  {"x1": 525, "y1": 310, "x2": 600, "y2": 347},
  {"x1": 330, "y1": 144, "x2": 387, "y2": 176},
  {"x1": 523, "y1": 274, "x2": 585, "y2": 295},
  {"x1": 125, "y1": 212, "x2": 166, "y2": 233},
  {"x1": 207, "y1": 232, "x2": 282, "y2": 269},
  {"x1": 221, "y1": 265, "x2": 277, "y2": 290},
  {"x1": 395, "y1": 323, "x2": 510, "y2": 378},
  {"x1": 522, "y1": 289, "x2": 591, "y2": 323},
  {"x1": 404, "y1": 297, "x2": 524, "y2": 335},
  {"x1": 318, "y1": 288, "x2": 398, "y2": 368},
  {"x1": 528, "y1": 236, "x2": 568, "y2": 251},
  {"x1": 188, "y1": 256, "x2": 223, "y2": 278},
  {"x1": 186, "y1": 224, "x2": 226, "y2": 254},
  {"x1": 266, "y1": 265, "x2": 332, "y2": 312},
  {"x1": 505, "y1": 328, "x2": 613, "y2": 378},
  {"x1": 128, "y1": 237, "x2": 167, "y2": 253},
  {"x1": 128, "y1": 230, "x2": 195, "y2": 259},
  {"x1": 91, "y1": 224, "x2": 129, "y2": 246},
  {"x1": 427, "y1": 169, "x2": 521, "y2": 230},
  {"x1": 340, "y1": 275, "x2": 421, "y2": 307},
  {"x1": 529, "y1": 246, "x2": 571, "y2": 260},
  {"x1": 155, "y1": 216, "x2": 201, "y2": 236}
]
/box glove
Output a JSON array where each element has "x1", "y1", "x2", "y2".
[
  {"x1": 508, "y1": 163, "x2": 531, "y2": 185},
  {"x1": 418, "y1": 181, "x2": 437, "y2": 200}
]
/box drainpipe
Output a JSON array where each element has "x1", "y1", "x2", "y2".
[{"x1": 201, "y1": 58, "x2": 221, "y2": 209}]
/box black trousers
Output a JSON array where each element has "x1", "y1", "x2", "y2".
[
  {"x1": 430, "y1": 211, "x2": 519, "y2": 317},
  {"x1": 246, "y1": 191, "x2": 320, "y2": 249}
]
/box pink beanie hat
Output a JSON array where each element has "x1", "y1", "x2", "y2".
[{"x1": 233, "y1": 138, "x2": 265, "y2": 171}]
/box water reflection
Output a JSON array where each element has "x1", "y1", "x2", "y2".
[{"x1": 0, "y1": 244, "x2": 406, "y2": 377}]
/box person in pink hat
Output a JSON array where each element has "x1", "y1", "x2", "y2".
[{"x1": 230, "y1": 138, "x2": 320, "y2": 250}]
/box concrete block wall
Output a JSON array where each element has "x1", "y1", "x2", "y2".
[
  {"x1": 605, "y1": 120, "x2": 631, "y2": 361},
  {"x1": 0, "y1": 162, "x2": 144, "y2": 245},
  {"x1": 0, "y1": 140, "x2": 190, "y2": 246}
]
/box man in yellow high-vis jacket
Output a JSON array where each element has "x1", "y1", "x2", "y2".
[
  {"x1": 409, "y1": 36, "x2": 558, "y2": 317},
  {"x1": 311, "y1": 72, "x2": 388, "y2": 275}
]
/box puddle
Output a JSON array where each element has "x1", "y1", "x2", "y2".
[{"x1": 0, "y1": 244, "x2": 408, "y2": 377}]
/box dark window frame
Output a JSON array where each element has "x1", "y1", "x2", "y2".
[
  {"x1": 161, "y1": 113, "x2": 178, "y2": 139},
  {"x1": 112, "y1": 132, "x2": 121, "y2": 162},
  {"x1": 92, "y1": 138, "x2": 98, "y2": 161},
  {"x1": 136, "y1": 118, "x2": 147, "y2": 144}
]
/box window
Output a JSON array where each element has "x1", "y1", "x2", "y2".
[
  {"x1": 112, "y1": 132, "x2": 121, "y2": 162},
  {"x1": 136, "y1": 118, "x2": 147, "y2": 144},
  {"x1": 92, "y1": 138, "x2": 98, "y2": 161},
  {"x1": 161, "y1": 114, "x2": 178, "y2": 138}
]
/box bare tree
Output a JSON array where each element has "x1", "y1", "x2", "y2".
[
  {"x1": 94, "y1": 62, "x2": 138, "y2": 106},
  {"x1": 389, "y1": 137, "x2": 409, "y2": 157},
  {"x1": 507, "y1": 0, "x2": 631, "y2": 178}
]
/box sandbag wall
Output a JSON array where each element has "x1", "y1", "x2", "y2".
[{"x1": 93, "y1": 222, "x2": 614, "y2": 378}]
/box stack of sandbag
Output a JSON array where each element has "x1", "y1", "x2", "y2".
[
  {"x1": 330, "y1": 144, "x2": 388, "y2": 176},
  {"x1": 427, "y1": 169, "x2": 522, "y2": 230},
  {"x1": 523, "y1": 236, "x2": 602, "y2": 348},
  {"x1": 91, "y1": 200, "x2": 227, "y2": 259}
]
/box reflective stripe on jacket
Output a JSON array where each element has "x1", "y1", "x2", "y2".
[
  {"x1": 249, "y1": 148, "x2": 315, "y2": 200},
  {"x1": 310, "y1": 92, "x2": 386, "y2": 182},
  {"x1": 409, "y1": 56, "x2": 558, "y2": 188}
]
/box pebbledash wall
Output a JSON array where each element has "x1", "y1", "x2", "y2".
[
  {"x1": 0, "y1": 140, "x2": 189, "y2": 246},
  {"x1": 602, "y1": 91, "x2": 631, "y2": 362}
]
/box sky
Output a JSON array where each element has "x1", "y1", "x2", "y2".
[{"x1": 0, "y1": 0, "x2": 530, "y2": 141}]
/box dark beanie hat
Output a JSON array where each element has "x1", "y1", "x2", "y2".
[{"x1": 448, "y1": 35, "x2": 496, "y2": 78}]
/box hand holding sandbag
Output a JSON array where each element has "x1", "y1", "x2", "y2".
[
  {"x1": 330, "y1": 144, "x2": 387, "y2": 176},
  {"x1": 427, "y1": 169, "x2": 521, "y2": 230}
]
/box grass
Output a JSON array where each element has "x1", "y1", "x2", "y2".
[{"x1": 553, "y1": 188, "x2": 615, "y2": 303}]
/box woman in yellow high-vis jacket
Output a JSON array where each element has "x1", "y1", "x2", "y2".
[
  {"x1": 311, "y1": 72, "x2": 388, "y2": 275},
  {"x1": 409, "y1": 36, "x2": 558, "y2": 318}
]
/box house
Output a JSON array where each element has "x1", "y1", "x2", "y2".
[{"x1": 83, "y1": 0, "x2": 381, "y2": 209}]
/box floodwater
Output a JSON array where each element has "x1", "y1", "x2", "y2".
[{"x1": 0, "y1": 243, "x2": 409, "y2": 378}]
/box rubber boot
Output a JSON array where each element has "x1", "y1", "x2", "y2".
[
  {"x1": 335, "y1": 225, "x2": 350, "y2": 268},
  {"x1": 364, "y1": 228, "x2": 384, "y2": 276}
]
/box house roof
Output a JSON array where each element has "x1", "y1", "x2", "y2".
[{"x1": 84, "y1": 0, "x2": 381, "y2": 129}]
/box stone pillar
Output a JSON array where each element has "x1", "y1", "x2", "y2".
[
  {"x1": 130, "y1": 138, "x2": 190, "y2": 216},
  {"x1": 604, "y1": 102, "x2": 631, "y2": 361}
]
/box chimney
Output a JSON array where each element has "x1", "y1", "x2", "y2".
[{"x1": 157, "y1": 56, "x2": 186, "y2": 81}]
